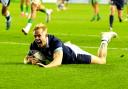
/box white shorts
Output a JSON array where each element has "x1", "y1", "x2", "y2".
[
  {"x1": 1, "y1": 0, "x2": 10, "y2": 6},
  {"x1": 64, "y1": 42, "x2": 91, "y2": 57}
]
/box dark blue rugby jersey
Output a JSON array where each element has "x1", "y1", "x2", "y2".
[
  {"x1": 29, "y1": 34, "x2": 76, "y2": 64},
  {"x1": 111, "y1": 0, "x2": 124, "y2": 3}
]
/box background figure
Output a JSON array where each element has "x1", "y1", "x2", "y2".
[
  {"x1": 109, "y1": 0, "x2": 124, "y2": 31},
  {"x1": 124, "y1": 0, "x2": 128, "y2": 21},
  {"x1": 22, "y1": 0, "x2": 52, "y2": 35},
  {"x1": 20, "y1": 0, "x2": 30, "y2": 17},
  {"x1": 90, "y1": 0, "x2": 101, "y2": 21},
  {"x1": 24, "y1": 23, "x2": 117, "y2": 68},
  {"x1": 0, "y1": 0, "x2": 11, "y2": 30},
  {"x1": 57, "y1": 0, "x2": 69, "y2": 11}
]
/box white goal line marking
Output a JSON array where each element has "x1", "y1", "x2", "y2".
[
  {"x1": 0, "y1": 41, "x2": 128, "y2": 50},
  {"x1": 50, "y1": 33, "x2": 128, "y2": 38},
  {"x1": 50, "y1": 33, "x2": 99, "y2": 37}
]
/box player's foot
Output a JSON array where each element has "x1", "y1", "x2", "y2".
[
  {"x1": 22, "y1": 28, "x2": 27, "y2": 35},
  {"x1": 90, "y1": 16, "x2": 96, "y2": 22},
  {"x1": 21, "y1": 12, "x2": 25, "y2": 17},
  {"x1": 124, "y1": 18, "x2": 128, "y2": 21},
  {"x1": 102, "y1": 32, "x2": 117, "y2": 42},
  {"x1": 6, "y1": 17, "x2": 11, "y2": 30},
  {"x1": 119, "y1": 18, "x2": 123, "y2": 22},
  {"x1": 97, "y1": 16, "x2": 101, "y2": 21},
  {"x1": 63, "y1": 6, "x2": 67, "y2": 10},
  {"x1": 57, "y1": 4, "x2": 64, "y2": 11},
  {"x1": 109, "y1": 27, "x2": 113, "y2": 31},
  {"x1": 46, "y1": 9, "x2": 53, "y2": 23}
]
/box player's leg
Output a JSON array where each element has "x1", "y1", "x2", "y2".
[
  {"x1": 90, "y1": 0, "x2": 96, "y2": 21},
  {"x1": 124, "y1": 2, "x2": 128, "y2": 21},
  {"x1": 109, "y1": 3, "x2": 115, "y2": 31},
  {"x1": 38, "y1": 4, "x2": 53, "y2": 23},
  {"x1": 64, "y1": 0, "x2": 69, "y2": 8},
  {"x1": 91, "y1": 32, "x2": 117, "y2": 64},
  {"x1": 126, "y1": 5, "x2": 128, "y2": 20},
  {"x1": 57, "y1": 0, "x2": 65, "y2": 11},
  {"x1": 117, "y1": 9, "x2": 123, "y2": 22},
  {"x1": 25, "y1": 0, "x2": 30, "y2": 16},
  {"x1": 117, "y1": 1, "x2": 124, "y2": 22},
  {"x1": 2, "y1": 5, "x2": 11, "y2": 30},
  {"x1": 20, "y1": 0, "x2": 25, "y2": 16},
  {"x1": 127, "y1": 6, "x2": 128, "y2": 19},
  {"x1": 64, "y1": 32, "x2": 116, "y2": 64},
  {"x1": 57, "y1": 0, "x2": 62, "y2": 11},
  {"x1": 125, "y1": 0, "x2": 128, "y2": 20},
  {"x1": 90, "y1": 0, "x2": 100, "y2": 21},
  {"x1": 22, "y1": 3, "x2": 37, "y2": 35},
  {"x1": 95, "y1": 2, "x2": 100, "y2": 21}
]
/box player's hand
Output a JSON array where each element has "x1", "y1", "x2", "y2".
[{"x1": 27, "y1": 56, "x2": 39, "y2": 65}]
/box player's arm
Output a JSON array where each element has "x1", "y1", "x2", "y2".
[{"x1": 37, "y1": 48, "x2": 63, "y2": 68}]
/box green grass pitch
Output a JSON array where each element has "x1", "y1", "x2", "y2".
[{"x1": 0, "y1": 3, "x2": 128, "y2": 89}]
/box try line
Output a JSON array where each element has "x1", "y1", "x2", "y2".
[{"x1": 0, "y1": 41, "x2": 128, "y2": 50}]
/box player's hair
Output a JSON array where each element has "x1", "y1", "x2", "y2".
[{"x1": 33, "y1": 23, "x2": 47, "y2": 33}]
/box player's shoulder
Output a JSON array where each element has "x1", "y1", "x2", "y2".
[
  {"x1": 47, "y1": 34, "x2": 59, "y2": 41},
  {"x1": 48, "y1": 34, "x2": 62, "y2": 46}
]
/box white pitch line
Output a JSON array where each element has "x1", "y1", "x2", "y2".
[
  {"x1": 80, "y1": 46, "x2": 128, "y2": 50},
  {"x1": 0, "y1": 41, "x2": 128, "y2": 50},
  {"x1": 50, "y1": 33, "x2": 128, "y2": 38},
  {"x1": 50, "y1": 33, "x2": 99, "y2": 37},
  {"x1": 0, "y1": 41, "x2": 29, "y2": 46}
]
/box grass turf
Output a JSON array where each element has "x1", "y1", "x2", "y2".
[{"x1": 0, "y1": 3, "x2": 128, "y2": 89}]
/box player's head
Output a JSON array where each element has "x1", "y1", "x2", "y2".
[{"x1": 33, "y1": 23, "x2": 47, "y2": 47}]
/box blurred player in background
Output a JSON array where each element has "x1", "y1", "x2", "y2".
[
  {"x1": 109, "y1": 0, "x2": 124, "y2": 31},
  {"x1": 0, "y1": 0, "x2": 11, "y2": 30},
  {"x1": 90, "y1": 0, "x2": 101, "y2": 21},
  {"x1": 57, "y1": 0, "x2": 69, "y2": 11},
  {"x1": 22, "y1": 0, "x2": 52, "y2": 35},
  {"x1": 124, "y1": 0, "x2": 128, "y2": 21},
  {"x1": 20, "y1": 0, "x2": 30, "y2": 17}
]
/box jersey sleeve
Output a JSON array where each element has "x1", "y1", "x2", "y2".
[{"x1": 27, "y1": 41, "x2": 39, "y2": 56}]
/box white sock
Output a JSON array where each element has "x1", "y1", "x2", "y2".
[
  {"x1": 24, "y1": 23, "x2": 32, "y2": 33},
  {"x1": 6, "y1": 11, "x2": 10, "y2": 17},
  {"x1": 46, "y1": 9, "x2": 49, "y2": 14},
  {"x1": 101, "y1": 40, "x2": 108, "y2": 44},
  {"x1": 102, "y1": 36, "x2": 109, "y2": 42}
]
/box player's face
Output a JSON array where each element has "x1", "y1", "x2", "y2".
[{"x1": 34, "y1": 29, "x2": 47, "y2": 47}]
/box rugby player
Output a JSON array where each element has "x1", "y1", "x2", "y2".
[
  {"x1": 24, "y1": 23, "x2": 117, "y2": 68},
  {"x1": 22, "y1": 0, "x2": 52, "y2": 35},
  {"x1": 0, "y1": 0, "x2": 11, "y2": 30},
  {"x1": 20, "y1": 0, "x2": 30, "y2": 17},
  {"x1": 57, "y1": 0, "x2": 69, "y2": 11},
  {"x1": 90, "y1": 0, "x2": 101, "y2": 21},
  {"x1": 109, "y1": 0, "x2": 124, "y2": 31},
  {"x1": 124, "y1": 0, "x2": 128, "y2": 21}
]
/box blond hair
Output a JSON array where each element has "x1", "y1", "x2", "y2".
[{"x1": 33, "y1": 23, "x2": 47, "y2": 33}]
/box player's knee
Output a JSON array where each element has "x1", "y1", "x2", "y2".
[
  {"x1": 2, "y1": 11, "x2": 6, "y2": 16},
  {"x1": 98, "y1": 59, "x2": 106, "y2": 64},
  {"x1": 91, "y1": 57, "x2": 106, "y2": 64},
  {"x1": 2, "y1": 9, "x2": 7, "y2": 16}
]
